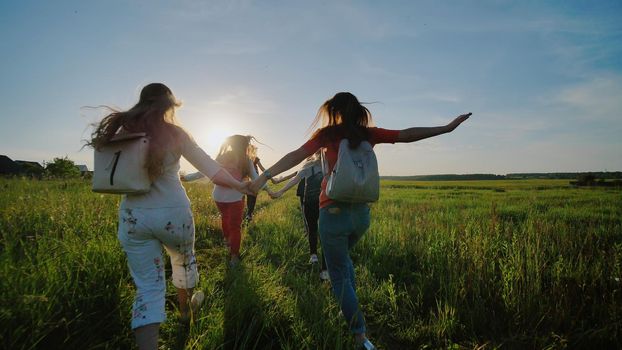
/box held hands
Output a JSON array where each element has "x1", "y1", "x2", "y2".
[
  {"x1": 446, "y1": 113, "x2": 471, "y2": 132},
  {"x1": 237, "y1": 180, "x2": 255, "y2": 196},
  {"x1": 269, "y1": 190, "x2": 283, "y2": 199},
  {"x1": 249, "y1": 175, "x2": 267, "y2": 195},
  {"x1": 266, "y1": 188, "x2": 279, "y2": 199}
]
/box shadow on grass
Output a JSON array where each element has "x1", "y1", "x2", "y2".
[{"x1": 223, "y1": 263, "x2": 281, "y2": 350}]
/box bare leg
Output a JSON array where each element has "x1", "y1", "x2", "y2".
[
  {"x1": 178, "y1": 287, "x2": 193, "y2": 321},
  {"x1": 135, "y1": 323, "x2": 159, "y2": 350}
]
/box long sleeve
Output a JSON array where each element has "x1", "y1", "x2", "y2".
[{"x1": 180, "y1": 131, "x2": 222, "y2": 179}]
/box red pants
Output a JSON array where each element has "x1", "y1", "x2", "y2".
[{"x1": 215, "y1": 200, "x2": 244, "y2": 256}]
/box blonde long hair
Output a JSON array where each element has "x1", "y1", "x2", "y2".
[
  {"x1": 88, "y1": 83, "x2": 182, "y2": 180},
  {"x1": 215, "y1": 135, "x2": 253, "y2": 178}
]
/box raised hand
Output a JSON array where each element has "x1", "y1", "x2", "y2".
[{"x1": 446, "y1": 113, "x2": 471, "y2": 132}]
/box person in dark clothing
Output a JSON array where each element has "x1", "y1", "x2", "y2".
[
  {"x1": 245, "y1": 144, "x2": 295, "y2": 221},
  {"x1": 245, "y1": 145, "x2": 263, "y2": 221},
  {"x1": 270, "y1": 152, "x2": 329, "y2": 280}
]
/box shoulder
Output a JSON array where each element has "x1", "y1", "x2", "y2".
[
  {"x1": 170, "y1": 125, "x2": 193, "y2": 143},
  {"x1": 367, "y1": 127, "x2": 399, "y2": 145}
]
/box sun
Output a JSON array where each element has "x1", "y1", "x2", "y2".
[{"x1": 204, "y1": 125, "x2": 235, "y2": 154}]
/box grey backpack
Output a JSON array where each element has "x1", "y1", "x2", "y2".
[{"x1": 324, "y1": 139, "x2": 379, "y2": 203}]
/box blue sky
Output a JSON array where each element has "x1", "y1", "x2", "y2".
[{"x1": 1, "y1": 0, "x2": 621, "y2": 175}]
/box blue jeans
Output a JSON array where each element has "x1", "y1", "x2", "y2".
[{"x1": 319, "y1": 202, "x2": 371, "y2": 334}]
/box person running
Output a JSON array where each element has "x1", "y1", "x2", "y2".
[
  {"x1": 245, "y1": 144, "x2": 296, "y2": 221},
  {"x1": 244, "y1": 144, "x2": 263, "y2": 222},
  {"x1": 184, "y1": 135, "x2": 273, "y2": 266},
  {"x1": 250, "y1": 92, "x2": 470, "y2": 349},
  {"x1": 88, "y1": 83, "x2": 250, "y2": 350},
  {"x1": 269, "y1": 151, "x2": 329, "y2": 280}
]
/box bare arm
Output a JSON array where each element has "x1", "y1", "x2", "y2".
[
  {"x1": 180, "y1": 129, "x2": 250, "y2": 194},
  {"x1": 248, "y1": 158, "x2": 274, "y2": 194},
  {"x1": 255, "y1": 159, "x2": 266, "y2": 172},
  {"x1": 250, "y1": 146, "x2": 312, "y2": 193},
  {"x1": 211, "y1": 169, "x2": 251, "y2": 194},
  {"x1": 397, "y1": 113, "x2": 471, "y2": 143},
  {"x1": 271, "y1": 173, "x2": 303, "y2": 198},
  {"x1": 271, "y1": 171, "x2": 297, "y2": 184},
  {"x1": 181, "y1": 172, "x2": 205, "y2": 182}
]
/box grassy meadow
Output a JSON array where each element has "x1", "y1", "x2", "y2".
[{"x1": 0, "y1": 178, "x2": 621, "y2": 349}]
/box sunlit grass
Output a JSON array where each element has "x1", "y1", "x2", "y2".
[{"x1": 1, "y1": 178, "x2": 620, "y2": 349}]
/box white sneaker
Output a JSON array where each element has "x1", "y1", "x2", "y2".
[
  {"x1": 191, "y1": 291, "x2": 205, "y2": 314},
  {"x1": 319, "y1": 270, "x2": 330, "y2": 281},
  {"x1": 309, "y1": 254, "x2": 319, "y2": 264},
  {"x1": 181, "y1": 290, "x2": 204, "y2": 323}
]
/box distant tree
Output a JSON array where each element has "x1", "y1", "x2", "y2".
[
  {"x1": 45, "y1": 157, "x2": 81, "y2": 178},
  {"x1": 577, "y1": 173, "x2": 596, "y2": 185}
]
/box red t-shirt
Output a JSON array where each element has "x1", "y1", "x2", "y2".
[{"x1": 301, "y1": 127, "x2": 400, "y2": 208}]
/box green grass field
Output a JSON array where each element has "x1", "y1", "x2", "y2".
[{"x1": 1, "y1": 178, "x2": 620, "y2": 349}]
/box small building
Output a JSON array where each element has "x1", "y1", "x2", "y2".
[
  {"x1": 0, "y1": 155, "x2": 21, "y2": 175},
  {"x1": 76, "y1": 164, "x2": 92, "y2": 177},
  {"x1": 14, "y1": 160, "x2": 45, "y2": 177}
]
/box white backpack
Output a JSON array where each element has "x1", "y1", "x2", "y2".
[
  {"x1": 324, "y1": 139, "x2": 379, "y2": 203},
  {"x1": 92, "y1": 132, "x2": 151, "y2": 194}
]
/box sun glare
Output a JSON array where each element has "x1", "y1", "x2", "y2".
[{"x1": 204, "y1": 126, "x2": 235, "y2": 154}]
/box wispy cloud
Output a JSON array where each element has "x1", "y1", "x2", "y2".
[
  {"x1": 185, "y1": 87, "x2": 279, "y2": 117},
  {"x1": 553, "y1": 76, "x2": 622, "y2": 123}
]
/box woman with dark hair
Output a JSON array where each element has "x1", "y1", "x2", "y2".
[
  {"x1": 250, "y1": 92, "x2": 470, "y2": 349},
  {"x1": 89, "y1": 83, "x2": 250, "y2": 350}
]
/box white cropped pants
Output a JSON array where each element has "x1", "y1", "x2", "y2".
[{"x1": 117, "y1": 206, "x2": 198, "y2": 329}]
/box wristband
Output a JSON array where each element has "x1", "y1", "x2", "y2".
[{"x1": 263, "y1": 169, "x2": 273, "y2": 180}]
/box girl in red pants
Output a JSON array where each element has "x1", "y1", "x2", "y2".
[{"x1": 185, "y1": 135, "x2": 272, "y2": 266}]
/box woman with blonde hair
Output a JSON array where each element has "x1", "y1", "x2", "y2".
[
  {"x1": 89, "y1": 83, "x2": 249, "y2": 350},
  {"x1": 251, "y1": 92, "x2": 470, "y2": 349},
  {"x1": 184, "y1": 134, "x2": 274, "y2": 266}
]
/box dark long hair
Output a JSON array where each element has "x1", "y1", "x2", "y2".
[
  {"x1": 87, "y1": 83, "x2": 182, "y2": 180},
  {"x1": 309, "y1": 92, "x2": 373, "y2": 148},
  {"x1": 215, "y1": 135, "x2": 253, "y2": 178}
]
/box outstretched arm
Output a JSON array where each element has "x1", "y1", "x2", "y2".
[
  {"x1": 397, "y1": 113, "x2": 471, "y2": 143},
  {"x1": 255, "y1": 158, "x2": 266, "y2": 172},
  {"x1": 250, "y1": 146, "x2": 312, "y2": 194},
  {"x1": 181, "y1": 172, "x2": 205, "y2": 182},
  {"x1": 211, "y1": 169, "x2": 251, "y2": 195},
  {"x1": 271, "y1": 171, "x2": 297, "y2": 184},
  {"x1": 248, "y1": 158, "x2": 275, "y2": 196},
  {"x1": 180, "y1": 130, "x2": 251, "y2": 194},
  {"x1": 270, "y1": 173, "x2": 303, "y2": 199}
]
